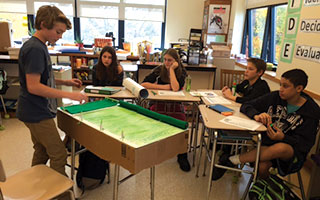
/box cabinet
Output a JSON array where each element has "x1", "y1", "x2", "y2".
[
  {"x1": 202, "y1": 0, "x2": 232, "y2": 45},
  {"x1": 187, "y1": 29, "x2": 202, "y2": 65},
  {"x1": 53, "y1": 53, "x2": 98, "y2": 85}
]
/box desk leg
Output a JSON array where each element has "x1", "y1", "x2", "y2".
[
  {"x1": 192, "y1": 104, "x2": 200, "y2": 167},
  {"x1": 206, "y1": 130, "x2": 218, "y2": 200},
  {"x1": 196, "y1": 119, "x2": 205, "y2": 177},
  {"x1": 150, "y1": 166, "x2": 155, "y2": 200},
  {"x1": 71, "y1": 138, "x2": 75, "y2": 180},
  {"x1": 189, "y1": 102, "x2": 197, "y2": 152},
  {"x1": 253, "y1": 133, "x2": 262, "y2": 181},
  {"x1": 113, "y1": 164, "x2": 120, "y2": 200}
]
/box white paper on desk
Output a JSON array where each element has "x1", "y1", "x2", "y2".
[
  {"x1": 220, "y1": 116, "x2": 262, "y2": 131},
  {"x1": 205, "y1": 96, "x2": 231, "y2": 104},
  {"x1": 190, "y1": 91, "x2": 217, "y2": 97},
  {"x1": 158, "y1": 91, "x2": 185, "y2": 96}
]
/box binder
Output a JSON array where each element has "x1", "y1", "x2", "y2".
[
  {"x1": 208, "y1": 104, "x2": 233, "y2": 116},
  {"x1": 84, "y1": 85, "x2": 120, "y2": 95}
]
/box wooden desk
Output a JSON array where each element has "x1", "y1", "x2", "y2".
[
  {"x1": 137, "y1": 62, "x2": 217, "y2": 89},
  {"x1": 197, "y1": 100, "x2": 266, "y2": 200},
  {"x1": 144, "y1": 89, "x2": 201, "y2": 164},
  {"x1": 57, "y1": 102, "x2": 188, "y2": 200}
]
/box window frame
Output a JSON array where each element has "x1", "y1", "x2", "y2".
[
  {"x1": 1, "y1": 0, "x2": 167, "y2": 49},
  {"x1": 241, "y1": 3, "x2": 287, "y2": 66}
]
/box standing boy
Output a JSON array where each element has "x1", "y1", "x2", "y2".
[
  {"x1": 213, "y1": 69, "x2": 320, "y2": 180},
  {"x1": 222, "y1": 58, "x2": 270, "y2": 103},
  {"x1": 17, "y1": 5, "x2": 88, "y2": 176}
]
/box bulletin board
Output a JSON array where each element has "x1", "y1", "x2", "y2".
[{"x1": 277, "y1": 0, "x2": 320, "y2": 95}]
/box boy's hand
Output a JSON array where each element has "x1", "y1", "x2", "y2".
[
  {"x1": 222, "y1": 88, "x2": 233, "y2": 99},
  {"x1": 66, "y1": 79, "x2": 82, "y2": 88},
  {"x1": 253, "y1": 113, "x2": 272, "y2": 125},
  {"x1": 221, "y1": 86, "x2": 229, "y2": 92},
  {"x1": 71, "y1": 92, "x2": 88, "y2": 103},
  {"x1": 267, "y1": 124, "x2": 284, "y2": 140}
]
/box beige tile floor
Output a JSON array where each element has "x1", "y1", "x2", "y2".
[{"x1": 0, "y1": 118, "x2": 309, "y2": 200}]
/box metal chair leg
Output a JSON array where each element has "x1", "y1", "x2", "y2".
[{"x1": 297, "y1": 171, "x2": 306, "y2": 200}]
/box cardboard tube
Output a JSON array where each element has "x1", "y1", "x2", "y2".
[{"x1": 122, "y1": 78, "x2": 148, "y2": 98}]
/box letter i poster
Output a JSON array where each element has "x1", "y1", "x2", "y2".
[{"x1": 277, "y1": 0, "x2": 320, "y2": 94}]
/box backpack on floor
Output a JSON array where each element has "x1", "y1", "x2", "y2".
[
  {"x1": 76, "y1": 151, "x2": 109, "y2": 192},
  {"x1": 249, "y1": 174, "x2": 300, "y2": 200}
]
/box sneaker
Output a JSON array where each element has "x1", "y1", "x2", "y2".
[
  {"x1": 177, "y1": 153, "x2": 191, "y2": 172},
  {"x1": 212, "y1": 154, "x2": 235, "y2": 181}
]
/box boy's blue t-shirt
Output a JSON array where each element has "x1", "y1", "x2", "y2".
[
  {"x1": 17, "y1": 36, "x2": 57, "y2": 123},
  {"x1": 287, "y1": 104, "x2": 300, "y2": 114}
]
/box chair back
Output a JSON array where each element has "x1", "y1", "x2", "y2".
[
  {"x1": 0, "y1": 160, "x2": 6, "y2": 182},
  {"x1": 220, "y1": 69, "x2": 245, "y2": 89}
]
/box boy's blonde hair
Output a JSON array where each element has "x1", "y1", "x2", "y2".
[{"x1": 35, "y1": 5, "x2": 71, "y2": 30}]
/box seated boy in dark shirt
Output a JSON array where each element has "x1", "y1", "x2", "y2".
[
  {"x1": 222, "y1": 58, "x2": 270, "y2": 103},
  {"x1": 213, "y1": 69, "x2": 320, "y2": 180}
]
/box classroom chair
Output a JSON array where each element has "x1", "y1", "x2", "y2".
[
  {"x1": 0, "y1": 160, "x2": 75, "y2": 200},
  {"x1": 196, "y1": 125, "x2": 262, "y2": 200},
  {"x1": 220, "y1": 69, "x2": 245, "y2": 89}
]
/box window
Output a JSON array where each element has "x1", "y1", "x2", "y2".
[
  {"x1": 241, "y1": 3, "x2": 287, "y2": 65},
  {"x1": 125, "y1": 20, "x2": 162, "y2": 48},
  {"x1": 81, "y1": 18, "x2": 118, "y2": 45},
  {"x1": 0, "y1": 13, "x2": 28, "y2": 41},
  {"x1": 274, "y1": 4, "x2": 287, "y2": 63},
  {"x1": 0, "y1": 1, "x2": 28, "y2": 41},
  {"x1": 124, "y1": 7, "x2": 163, "y2": 48},
  {"x1": 34, "y1": 1, "x2": 74, "y2": 44},
  {"x1": 251, "y1": 7, "x2": 267, "y2": 58}
]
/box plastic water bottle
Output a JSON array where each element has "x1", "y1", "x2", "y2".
[
  {"x1": 232, "y1": 81, "x2": 237, "y2": 96},
  {"x1": 186, "y1": 75, "x2": 191, "y2": 92}
]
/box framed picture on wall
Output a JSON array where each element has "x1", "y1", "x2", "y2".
[{"x1": 207, "y1": 4, "x2": 230, "y2": 34}]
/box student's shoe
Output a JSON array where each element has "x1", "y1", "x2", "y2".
[
  {"x1": 212, "y1": 154, "x2": 235, "y2": 181},
  {"x1": 177, "y1": 153, "x2": 191, "y2": 172}
]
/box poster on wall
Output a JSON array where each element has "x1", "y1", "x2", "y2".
[
  {"x1": 277, "y1": 0, "x2": 320, "y2": 94},
  {"x1": 207, "y1": 4, "x2": 230, "y2": 34}
]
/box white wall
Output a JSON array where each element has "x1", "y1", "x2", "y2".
[
  {"x1": 165, "y1": 0, "x2": 246, "y2": 55},
  {"x1": 165, "y1": 0, "x2": 204, "y2": 46},
  {"x1": 229, "y1": 0, "x2": 246, "y2": 55}
]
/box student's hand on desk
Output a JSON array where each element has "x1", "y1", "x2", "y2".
[
  {"x1": 267, "y1": 124, "x2": 284, "y2": 140},
  {"x1": 221, "y1": 86, "x2": 229, "y2": 92},
  {"x1": 222, "y1": 88, "x2": 233, "y2": 99},
  {"x1": 71, "y1": 92, "x2": 88, "y2": 103},
  {"x1": 254, "y1": 113, "x2": 272, "y2": 125},
  {"x1": 66, "y1": 79, "x2": 82, "y2": 88}
]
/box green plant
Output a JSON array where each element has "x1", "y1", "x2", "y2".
[
  {"x1": 74, "y1": 36, "x2": 83, "y2": 44},
  {"x1": 28, "y1": 19, "x2": 36, "y2": 36}
]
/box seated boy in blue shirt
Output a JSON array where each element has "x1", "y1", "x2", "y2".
[
  {"x1": 212, "y1": 69, "x2": 320, "y2": 180},
  {"x1": 222, "y1": 58, "x2": 270, "y2": 103}
]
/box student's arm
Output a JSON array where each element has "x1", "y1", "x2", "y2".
[
  {"x1": 168, "y1": 62, "x2": 180, "y2": 91},
  {"x1": 141, "y1": 82, "x2": 171, "y2": 90},
  {"x1": 113, "y1": 65, "x2": 124, "y2": 86},
  {"x1": 240, "y1": 92, "x2": 274, "y2": 119},
  {"x1": 55, "y1": 78, "x2": 82, "y2": 88},
  {"x1": 222, "y1": 88, "x2": 237, "y2": 101},
  {"x1": 26, "y1": 73, "x2": 88, "y2": 102},
  {"x1": 236, "y1": 81, "x2": 270, "y2": 103},
  {"x1": 141, "y1": 66, "x2": 171, "y2": 90}
]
